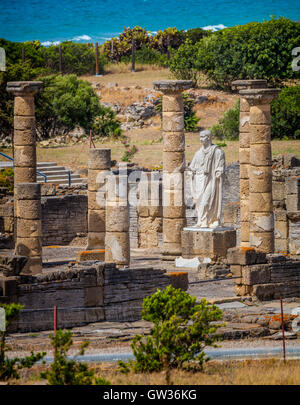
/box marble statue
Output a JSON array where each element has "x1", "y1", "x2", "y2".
[{"x1": 188, "y1": 130, "x2": 225, "y2": 228}]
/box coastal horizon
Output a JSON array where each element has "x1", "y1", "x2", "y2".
[{"x1": 0, "y1": 0, "x2": 300, "y2": 45}]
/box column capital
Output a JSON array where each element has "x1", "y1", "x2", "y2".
[
  {"x1": 231, "y1": 79, "x2": 267, "y2": 92},
  {"x1": 239, "y1": 88, "x2": 280, "y2": 105},
  {"x1": 153, "y1": 80, "x2": 193, "y2": 94},
  {"x1": 6, "y1": 81, "x2": 43, "y2": 96}
]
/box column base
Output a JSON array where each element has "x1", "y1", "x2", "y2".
[{"x1": 182, "y1": 226, "x2": 237, "y2": 261}]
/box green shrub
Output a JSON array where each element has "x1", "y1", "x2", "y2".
[
  {"x1": 92, "y1": 107, "x2": 122, "y2": 138},
  {"x1": 150, "y1": 27, "x2": 186, "y2": 54},
  {"x1": 0, "y1": 168, "x2": 14, "y2": 191},
  {"x1": 41, "y1": 330, "x2": 110, "y2": 385},
  {"x1": 271, "y1": 85, "x2": 300, "y2": 140},
  {"x1": 169, "y1": 40, "x2": 199, "y2": 85},
  {"x1": 0, "y1": 303, "x2": 45, "y2": 381},
  {"x1": 121, "y1": 285, "x2": 223, "y2": 373},
  {"x1": 102, "y1": 26, "x2": 151, "y2": 62},
  {"x1": 120, "y1": 45, "x2": 168, "y2": 66},
  {"x1": 184, "y1": 28, "x2": 212, "y2": 44},
  {"x1": 41, "y1": 42, "x2": 105, "y2": 75},
  {"x1": 210, "y1": 99, "x2": 240, "y2": 140},
  {"x1": 196, "y1": 17, "x2": 300, "y2": 89},
  {"x1": 35, "y1": 74, "x2": 121, "y2": 139},
  {"x1": 155, "y1": 92, "x2": 199, "y2": 132}
]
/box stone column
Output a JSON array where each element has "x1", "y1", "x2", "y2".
[
  {"x1": 240, "y1": 88, "x2": 280, "y2": 253},
  {"x1": 105, "y1": 164, "x2": 130, "y2": 266},
  {"x1": 6, "y1": 81, "x2": 43, "y2": 194},
  {"x1": 231, "y1": 80, "x2": 267, "y2": 247},
  {"x1": 153, "y1": 80, "x2": 192, "y2": 261},
  {"x1": 87, "y1": 148, "x2": 111, "y2": 249},
  {"x1": 15, "y1": 183, "x2": 42, "y2": 274}
]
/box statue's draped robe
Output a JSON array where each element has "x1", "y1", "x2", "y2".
[{"x1": 189, "y1": 144, "x2": 225, "y2": 228}]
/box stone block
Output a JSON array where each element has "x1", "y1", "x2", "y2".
[
  {"x1": 14, "y1": 116, "x2": 35, "y2": 130},
  {"x1": 162, "y1": 94, "x2": 183, "y2": 112},
  {"x1": 250, "y1": 144, "x2": 272, "y2": 166},
  {"x1": 230, "y1": 264, "x2": 243, "y2": 277},
  {"x1": 166, "y1": 272, "x2": 189, "y2": 291},
  {"x1": 163, "y1": 151, "x2": 185, "y2": 173},
  {"x1": 251, "y1": 284, "x2": 275, "y2": 300},
  {"x1": 88, "y1": 209, "x2": 106, "y2": 232},
  {"x1": 163, "y1": 132, "x2": 185, "y2": 152},
  {"x1": 23, "y1": 256, "x2": 42, "y2": 275},
  {"x1": 250, "y1": 231, "x2": 274, "y2": 253},
  {"x1": 163, "y1": 204, "x2": 185, "y2": 219},
  {"x1": 249, "y1": 166, "x2": 272, "y2": 193},
  {"x1": 240, "y1": 222, "x2": 250, "y2": 243},
  {"x1": 16, "y1": 199, "x2": 41, "y2": 219},
  {"x1": 285, "y1": 176, "x2": 300, "y2": 195},
  {"x1": 242, "y1": 264, "x2": 271, "y2": 285},
  {"x1": 239, "y1": 112, "x2": 250, "y2": 132},
  {"x1": 77, "y1": 250, "x2": 105, "y2": 262},
  {"x1": 162, "y1": 112, "x2": 184, "y2": 132},
  {"x1": 275, "y1": 238, "x2": 288, "y2": 253},
  {"x1": 249, "y1": 192, "x2": 273, "y2": 212},
  {"x1": 240, "y1": 163, "x2": 249, "y2": 179},
  {"x1": 14, "y1": 145, "x2": 36, "y2": 168},
  {"x1": 106, "y1": 205, "x2": 129, "y2": 232},
  {"x1": 249, "y1": 105, "x2": 271, "y2": 125},
  {"x1": 14, "y1": 129, "x2": 36, "y2": 146},
  {"x1": 239, "y1": 132, "x2": 250, "y2": 148},
  {"x1": 250, "y1": 213, "x2": 273, "y2": 233},
  {"x1": 227, "y1": 246, "x2": 267, "y2": 265},
  {"x1": 88, "y1": 149, "x2": 111, "y2": 170},
  {"x1": 105, "y1": 232, "x2": 130, "y2": 265},
  {"x1": 16, "y1": 182, "x2": 40, "y2": 200},
  {"x1": 87, "y1": 232, "x2": 105, "y2": 249},
  {"x1": 15, "y1": 237, "x2": 42, "y2": 256},
  {"x1": 250, "y1": 125, "x2": 271, "y2": 144},
  {"x1": 240, "y1": 179, "x2": 249, "y2": 199},
  {"x1": 286, "y1": 194, "x2": 300, "y2": 212},
  {"x1": 84, "y1": 286, "x2": 103, "y2": 307},
  {"x1": 274, "y1": 220, "x2": 288, "y2": 239},
  {"x1": 162, "y1": 242, "x2": 182, "y2": 258},
  {"x1": 239, "y1": 98, "x2": 250, "y2": 113},
  {"x1": 88, "y1": 169, "x2": 110, "y2": 192},
  {"x1": 88, "y1": 190, "x2": 105, "y2": 210},
  {"x1": 182, "y1": 227, "x2": 236, "y2": 260},
  {"x1": 163, "y1": 218, "x2": 186, "y2": 243},
  {"x1": 272, "y1": 180, "x2": 285, "y2": 202},
  {"x1": 14, "y1": 96, "x2": 35, "y2": 116},
  {"x1": 17, "y1": 219, "x2": 42, "y2": 238},
  {"x1": 235, "y1": 284, "x2": 251, "y2": 296},
  {"x1": 239, "y1": 148, "x2": 250, "y2": 164},
  {"x1": 14, "y1": 167, "x2": 36, "y2": 183},
  {"x1": 240, "y1": 200, "x2": 249, "y2": 222}
]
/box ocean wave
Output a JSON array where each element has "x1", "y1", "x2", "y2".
[
  {"x1": 202, "y1": 24, "x2": 227, "y2": 31},
  {"x1": 72, "y1": 34, "x2": 92, "y2": 41},
  {"x1": 41, "y1": 40, "x2": 61, "y2": 46}
]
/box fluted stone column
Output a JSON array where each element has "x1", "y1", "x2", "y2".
[
  {"x1": 153, "y1": 80, "x2": 192, "y2": 260},
  {"x1": 15, "y1": 183, "x2": 42, "y2": 274},
  {"x1": 87, "y1": 148, "x2": 111, "y2": 249},
  {"x1": 232, "y1": 80, "x2": 267, "y2": 247},
  {"x1": 240, "y1": 88, "x2": 280, "y2": 253},
  {"x1": 105, "y1": 164, "x2": 130, "y2": 265},
  {"x1": 6, "y1": 81, "x2": 43, "y2": 195}
]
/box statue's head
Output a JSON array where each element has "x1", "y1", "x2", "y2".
[{"x1": 199, "y1": 130, "x2": 212, "y2": 147}]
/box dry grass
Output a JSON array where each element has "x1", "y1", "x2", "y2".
[
  {"x1": 82, "y1": 67, "x2": 170, "y2": 88},
  {"x1": 1, "y1": 137, "x2": 299, "y2": 173},
  {"x1": 13, "y1": 358, "x2": 300, "y2": 385}
]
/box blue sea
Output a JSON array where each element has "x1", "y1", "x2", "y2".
[{"x1": 0, "y1": 0, "x2": 299, "y2": 45}]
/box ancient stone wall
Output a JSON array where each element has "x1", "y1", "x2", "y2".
[
  {"x1": 5, "y1": 263, "x2": 183, "y2": 331},
  {"x1": 41, "y1": 195, "x2": 87, "y2": 245}
]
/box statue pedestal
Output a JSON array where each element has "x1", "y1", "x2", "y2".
[{"x1": 181, "y1": 226, "x2": 236, "y2": 262}]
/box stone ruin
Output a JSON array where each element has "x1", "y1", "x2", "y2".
[{"x1": 1, "y1": 79, "x2": 300, "y2": 332}]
